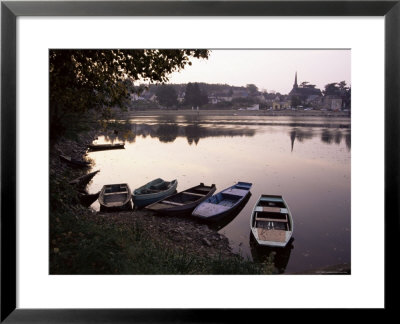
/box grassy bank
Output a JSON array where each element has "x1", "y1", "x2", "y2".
[{"x1": 50, "y1": 124, "x2": 274, "y2": 274}]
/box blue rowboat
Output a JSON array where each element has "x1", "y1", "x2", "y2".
[
  {"x1": 192, "y1": 182, "x2": 252, "y2": 222},
  {"x1": 250, "y1": 195, "x2": 294, "y2": 248},
  {"x1": 132, "y1": 178, "x2": 178, "y2": 208}
]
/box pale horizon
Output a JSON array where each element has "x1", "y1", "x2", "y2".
[{"x1": 164, "y1": 49, "x2": 351, "y2": 94}]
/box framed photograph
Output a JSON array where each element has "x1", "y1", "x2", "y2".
[{"x1": 1, "y1": 0, "x2": 398, "y2": 321}]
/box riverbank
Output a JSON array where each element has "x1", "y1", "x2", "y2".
[
  {"x1": 87, "y1": 210, "x2": 234, "y2": 259},
  {"x1": 50, "y1": 121, "x2": 273, "y2": 274},
  {"x1": 119, "y1": 108, "x2": 350, "y2": 118}
]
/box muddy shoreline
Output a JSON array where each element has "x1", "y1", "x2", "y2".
[{"x1": 87, "y1": 210, "x2": 234, "y2": 259}]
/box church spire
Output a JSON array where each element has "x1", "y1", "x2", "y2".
[{"x1": 294, "y1": 71, "x2": 298, "y2": 89}]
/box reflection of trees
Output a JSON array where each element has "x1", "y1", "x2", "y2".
[
  {"x1": 345, "y1": 133, "x2": 351, "y2": 150},
  {"x1": 100, "y1": 121, "x2": 256, "y2": 145},
  {"x1": 289, "y1": 128, "x2": 351, "y2": 151},
  {"x1": 334, "y1": 130, "x2": 343, "y2": 144},
  {"x1": 185, "y1": 124, "x2": 201, "y2": 145},
  {"x1": 102, "y1": 120, "x2": 137, "y2": 143},
  {"x1": 321, "y1": 129, "x2": 334, "y2": 144},
  {"x1": 153, "y1": 124, "x2": 179, "y2": 143},
  {"x1": 321, "y1": 129, "x2": 350, "y2": 149},
  {"x1": 290, "y1": 128, "x2": 314, "y2": 152}
]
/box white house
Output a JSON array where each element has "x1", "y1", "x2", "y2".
[{"x1": 247, "y1": 104, "x2": 259, "y2": 110}]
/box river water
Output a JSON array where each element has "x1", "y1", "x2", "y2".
[{"x1": 86, "y1": 114, "x2": 351, "y2": 273}]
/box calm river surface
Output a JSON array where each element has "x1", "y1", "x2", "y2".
[{"x1": 87, "y1": 115, "x2": 351, "y2": 273}]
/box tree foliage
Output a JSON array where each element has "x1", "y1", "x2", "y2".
[
  {"x1": 323, "y1": 81, "x2": 351, "y2": 109},
  {"x1": 291, "y1": 95, "x2": 302, "y2": 108},
  {"x1": 49, "y1": 49, "x2": 209, "y2": 138},
  {"x1": 246, "y1": 84, "x2": 259, "y2": 95},
  {"x1": 155, "y1": 85, "x2": 178, "y2": 108},
  {"x1": 323, "y1": 82, "x2": 342, "y2": 96},
  {"x1": 300, "y1": 81, "x2": 316, "y2": 89},
  {"x1": 184, "y1": 83, "x2": 208, "y2": 107}
]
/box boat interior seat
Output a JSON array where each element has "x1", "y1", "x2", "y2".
[
  {"x1": 161, "y1": 200, "x2": 184, "y2": 206},
  {"x1": 255, "y1": 211, "x2": 288, "y2": 223},
  {"x1": 183, "y1": 192, "x2": 206, "y2": 197},
  {"x1": 235, "y1": 185, "x2": 251, "y2": 189},
  {"x1": 221, "y1": 192, "x2": 242, "y2": 199},
  {"x1": 150, "y1": 182, "x2": 168, "y2": 190}
]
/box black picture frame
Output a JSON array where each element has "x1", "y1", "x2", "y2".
[{"x1": 1, "y1": 0, "x2": 398, "y2": 321}]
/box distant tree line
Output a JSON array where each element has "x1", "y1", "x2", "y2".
[{"x1": 135, "y1": 79, "x2": 351, "y2": 111}]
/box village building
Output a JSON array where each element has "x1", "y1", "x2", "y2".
[
  {"x1": 263, "y1": 93, "x2": 279, "y2": 108},
  {"x1": 208, "y1": 93, "x2": 233, "y2": 103},
  {"x1": 130, "y1": 91, "x2": 156, "y2": 102},
  {"x1": 247, "y1": 104, "x2": 260, "y2": 110},
  {"x1": 142, "y1": 92, "x2": 157, "y2": 102},
  {"x1": 288, "y1": 72, "x2": 322, "y2": 108},
  {"x1": 253, "y1": 94, "x2": 266, "y2": 103},
  {"x1": 130, "y1": 93, "x2": 145, "y2": 101},
  {"x1": 177, "y1": 91, "x2": 185, "y2": 103},
  {"x1": 219, "y1": 95, "x2": 233, "y2": 102},
  {"x1": 208, "y1": 95, "x2": 219, "y2": 104},
  {"x1": 272, "y1": 100, "x2": 290, "y2": 110},
  {"x1": 232, "y1": 89, "x2": 249, "y2": 98},
  {"x1": 323, "y1": 95, "x2": 342, "y2": 111}
]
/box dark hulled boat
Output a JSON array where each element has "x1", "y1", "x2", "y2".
[{"x1": 145, "y1": 183, "x2": 216, "y2": 216}]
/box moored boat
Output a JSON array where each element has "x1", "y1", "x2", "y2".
[
  {"x1": 250, "y1": 194, "x2": 293, "y2": 248},
  {"x1": 132, "y1": 178, "x2": 178, "y2": 208},
  {"x1": 78, "y1": 191, "x2": 100, "y2": 207},
  {"x1": 59, "y1": 154, "x2": 91, "y2": 168},
  {"x1": 98, "y1": 183, "x2": 132, "y2": 211},
  {"x1": 192, "y1": 182, "x2": 252, "y2": 222},
  {"x1": 69, "y1": 170, "x2": 100, "y2": 189},
  {"x1": 88, "y1": 143, "x2": 125, "y2": 151},
  {"x1": 145, "y1": 183, "x2": 216, "y2": 216}
]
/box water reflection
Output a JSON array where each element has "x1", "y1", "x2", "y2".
[
  {"x1": 148, "y1": 114, "x2": 351, "y2": 129},
  {"x1": 101, "y1": 120, "x2": 256, "y2": 145},
  {"x1": 345, "y1": 133, "x2": 351, "y2": 149},
  {"x1": 321, "y1": 129, "x2": 351, "y2": 150},
  {"x1": 289, "y1": 128, "x2": 314, "y2": 152},
  {"x1": 154, "y1": 124, "x2": 179, "y2": 143},
  {"x1": 250, "y1": 235, "x2": 295, "y2": 274},
  {"x1": 100, "y1": 117, "x2": 351, "y2": 150},
  {"x1": 290, "y1": 128, "x2": 351, "y2": 152}
]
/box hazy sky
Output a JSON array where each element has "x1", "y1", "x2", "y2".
[{"x1": 166, "y1": 50, "x2": 350, "y2": 94}]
